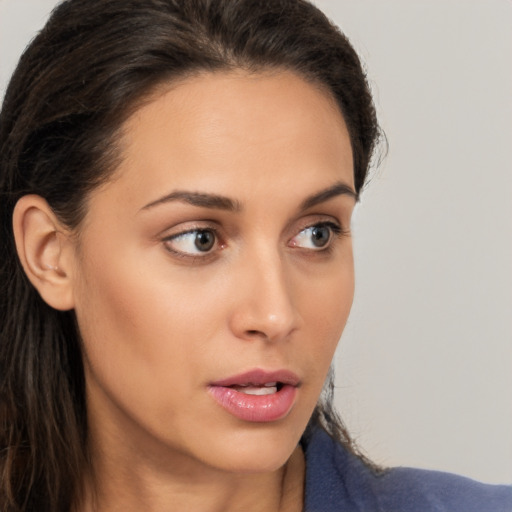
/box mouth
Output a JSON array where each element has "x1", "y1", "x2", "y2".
[
  {"x1": 229, "y1": 382, "x2": 282, "y2": 396},
  {"x1": 208, "y1": 369, "x2": 300, "y2": 423}
]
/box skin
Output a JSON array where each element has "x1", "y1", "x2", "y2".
[{"x1": 15, "y1": 70, "x2": 356, "y2": 511}]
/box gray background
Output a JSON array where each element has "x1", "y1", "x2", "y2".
[{"x1": 1, "y1": 0, "x2": 510, "y2": 484}]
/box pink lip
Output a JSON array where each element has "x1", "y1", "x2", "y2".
[
  {"x1": 210, "y1": 369, "x2": 300, "y2": 388},
  {"x1": 208, "y1": 369, "x2": 300, "y2": 423}
]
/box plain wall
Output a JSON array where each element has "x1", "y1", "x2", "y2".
[
  {"x1": 314, "y1": 0, "x2": 512, "y2": 484},
  {"x1": 1, "y1": 0, "x2": 511, "y2": 484}
]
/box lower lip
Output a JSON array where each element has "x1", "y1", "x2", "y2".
[{"x1": 207, "y1": 385, "x2": 297, "y2": 422}]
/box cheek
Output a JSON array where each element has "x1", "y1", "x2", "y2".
[
  {"x1": 295, "y1": 254, "x2": 355, "y2": 380},
  {"x1": 72, "y1": 249, "x2": 213, "y2": 427},
  {"x1": 302, "y1": 249, "x2": 354, "y2": 328},
  {"x1": 72, "y1": 237, "x2": 235, "y2": 395}
]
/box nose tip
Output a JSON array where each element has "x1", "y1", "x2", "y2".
[
  {"x1": 229, "y1": 260, "x2": 300, "y2": 343},
  {"x1": 239, "y1": 310, "x2": 298, "y2": 343},
  {"x1": 243, "y1": 312, "x2": 295, "y2": 342}
]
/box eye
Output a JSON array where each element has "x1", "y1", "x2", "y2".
[
  {"x1": 164, "y1": 228, "x2": 218, "y2": 256},
  {"x1": 290, "y1": 222, "x2": 342, "y2": 250}
]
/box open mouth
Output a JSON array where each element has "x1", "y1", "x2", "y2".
[
  {"x1": 208, "y1": 370, "x2": 299, "y2": 422},
  {"x1": 229, "y1": 382, "x2": 284, "y2": 395}
]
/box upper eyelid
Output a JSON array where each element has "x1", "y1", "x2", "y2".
[
  {"x1": 291, "y1": 216, "x2": 346, "y2": 236},
  {"x1": 165, "y1": 226, "x2": 216, "y2": 240},
  {"x1": 159, "y1": 216, "x2": 346, "y2": 241},
  {"x1": 159, "y1": 220, "x2": 221, "y2": 239}
]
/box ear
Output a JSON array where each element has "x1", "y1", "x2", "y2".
[{"x1": 12, "y1": 195, "x2": 76, "y2": 311}]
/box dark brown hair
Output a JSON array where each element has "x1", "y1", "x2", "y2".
[{"x1": 0, "y1": 0, "x2": 381, "y2": 509}]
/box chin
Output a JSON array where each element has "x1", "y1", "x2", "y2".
[
  {"x1": 212, "y1": 445, "x2": 295, "y2": 474},
  {"x1": 198, "y1": 419, "x2": 306, "y2": 474}
]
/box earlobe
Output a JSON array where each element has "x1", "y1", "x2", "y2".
[{"x1": 12, "y1": 195, "x2": 76, "y2": 311}]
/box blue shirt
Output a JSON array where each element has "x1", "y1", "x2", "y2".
[{"x1": 303, "y1": 428, "x2": 512, "y2": 511}]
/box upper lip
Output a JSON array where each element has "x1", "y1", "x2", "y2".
[{"x1": 210, "y1": 368, "x2": 300, "y2": 387}]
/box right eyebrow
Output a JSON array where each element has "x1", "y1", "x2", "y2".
[{"x1": 140, "y1": 190, "x2": 242, "y2": 213}]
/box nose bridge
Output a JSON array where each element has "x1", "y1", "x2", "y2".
[{"x1": 229, "y1": 240, "x2": 299, "y2": 342}]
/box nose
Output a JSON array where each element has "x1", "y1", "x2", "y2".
[{"x1": 228, "y1": 248, "x2": 301, "y2": 343}]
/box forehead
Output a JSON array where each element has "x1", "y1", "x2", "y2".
[{"x1": 95, "y1": 70, "x2": 354, "y2": 211}]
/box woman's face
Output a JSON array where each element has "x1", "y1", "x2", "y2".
[{"x1": 71, "y1": 70, "x2": 356, "y2": 473}]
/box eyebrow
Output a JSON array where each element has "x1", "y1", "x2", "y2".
[
  {"x1": 141, "y1": 181, "x2": 357, "y2": 213},
  {"x1": 299, "y1": 181, "x2": 358, "y2": 210},
  {"x1": 141, "y1": 190, "x2": 242, "y2": 212}
]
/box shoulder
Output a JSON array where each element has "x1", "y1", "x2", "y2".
[{"x1": 302, "y1": 427, "x2": 512, "y2": 512}]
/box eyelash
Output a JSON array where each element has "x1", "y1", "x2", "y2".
[{"x1": 162, "y1": 220, "x2": 346, "y2": 260}]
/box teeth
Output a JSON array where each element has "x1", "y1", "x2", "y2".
[
  {"x1": 233, "y1": 385, "x2": 277, "y2": 395},
  {"x1": 236, "y1": 382, "x2": 277, "y2": 387}
]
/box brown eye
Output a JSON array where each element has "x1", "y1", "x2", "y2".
[
  {"x1": 165, "y1": 228, "x2": 218, "y2": 256},
  {"x1": 194, "y1": 230, "x2": 215, "y2": 252}
]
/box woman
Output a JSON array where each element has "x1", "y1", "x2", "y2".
[{"x1": 0, "y1": 1, "x2": 511, "y2": 511}]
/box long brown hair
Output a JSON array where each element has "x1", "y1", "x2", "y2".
[{"x1": 0, "y1": 0, "x2": 381, "y2": 509}]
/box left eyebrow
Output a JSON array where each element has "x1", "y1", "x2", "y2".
[{"x1": 299, "y1": 181, "x2": 358, "y2": 211}]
